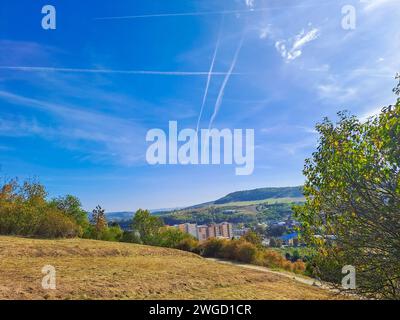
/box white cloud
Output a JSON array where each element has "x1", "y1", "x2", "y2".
[
  {"x1": 245, "y1": 0, "x2": 255, "y2": 9},
  {"x1": 281, "y1": 137, "x2": 317, "y2": 155},
  {"x1": 307, "y1": 64, "x2": 330, "y2": 72},
  {"x1": 259, "y1": 26, "x2": 270, "y2": 39},
  {"x1": 275, "y1": 28, "x2": 320, "y2": 62},
  {"x1": 363, "y1": 0, "x2": 395, "y2": 12},
  {"x1": 317, "y1": 83, "x2": 357, "y2": 101}
]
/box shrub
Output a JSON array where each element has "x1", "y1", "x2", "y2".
[
  {"x1": 219, "y1": 240, "x2": 239, "y2": 260},
  {"x1": 154, "y1": 227, "x2": 191, "y2": 248},
  {"x1": 235, "y1": 241, "x2": 258, "y2": 263},
  {"x1": 101, "y1": 225, "x2": 124, "y2": 242},
  {"x1": 201, "y1": 238, "x2": 226, "y2": 257},
  {"x1": 0, "y1": 179, "x2": 80, "y2": 238},
  {"x1": 292, "y1": 260, "x2": 306, "y2": 274},
  {"x1": 50, "y1": 195, "x2": 89, "y2": 235},
  {"x1": 175, "y1": 237, "x2": 199, "y2": 253},
  {"x1": 262, "y1": 249, "x2": 285, "y2": 268},
  {"x1": 36, "y1": 209, "x2": 80, "y2": 238},
  {"x1": 241, "y1": 231, "x2": 262, "y2": 247},
  {"x1": 120, "y1": 230, "x2": 141, "y2": 243}
]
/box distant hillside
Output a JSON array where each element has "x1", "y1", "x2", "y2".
[
  {"x1": 105, "y1": 211, "x2": 135, "y2": 221},
  {"x1": 198, "y1": 186, "x2": 304, "y2": 206},
  {"x1": 112, "y1": 186, "x2": 305, "y2": 226},
  {"x1": 105, "y1": 208, "x2": 183, "y2": 222},
  {"x1": 214, "y1": 186, "x2": 303, "y2": 204},
  {"x1": 155, "y1": 186, "x2": 305, "y2": 226}
]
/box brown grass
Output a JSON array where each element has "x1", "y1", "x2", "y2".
[{"x1": 0, "y1": 236, "x2": 345, "y2": 300}]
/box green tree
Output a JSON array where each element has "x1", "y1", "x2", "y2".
[
  {"x1": 201, "y1": 238, "x2": 226, "y2": 258},
  {"x1": 50, "y1": 195, "x2": 89, "y2": 235},
  {"x1": 154, "y1": 227, "x2": 197, "y2": 249},
  {"x1": 0, "y1": 178, "x2": 79, "y2": 238},
  {"x1": 294, "y1": 76, "x2": 400, "y2": 299},
  {"x1": 101, "y1": 225, "x2": 123, "y2": 241},
  {"x1": 131, "y1": 209, "x2": 163, "y2": 245},
  {"x1": 235, "y1": 241, "x2": 258, "y2": 263},
  {"x1": 241, "y1": 230, "x2": 262, "y2": 247}
]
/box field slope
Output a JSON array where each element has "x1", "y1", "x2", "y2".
[{"x1": 0, "y1": 236, "x2": 340, "y2": 300}]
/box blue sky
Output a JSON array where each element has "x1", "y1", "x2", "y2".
[{"x1": 0, "y1": 0, "x2": 399, "y2": 211}]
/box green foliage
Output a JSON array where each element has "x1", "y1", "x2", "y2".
[
  {"x1": 175, "y1": 236, "x2": 200, "y2": 253},
  {"x1": 0, "y1": 179, "x2": 80, "y2": 238},
  {"x1": 154, "y1": 227, "x2": 199, "y2": 249},
  {"x1": 257, "y1": 203, "x2": 296, "y2": 222},
  {"x1": 130, "y1": 209, "x2": 164, "y2": 245},
  {"x1": 199, "y1": 237, "x2": 305, "y2": 272},
  {"x1": 201, "y1": 238, "x2": 227, "y2": 257},
  {"x1": 235, "y1": 241, "x2": 258, "y2": 263},
  {"x1": 35, "y1": 208, "x2": 80, "y2": 238},
  {"x1": 214, "y1": 186, "x2": 304, "y2": 204},
  {"x1": 120, "y1": 230, "x2": 141, "y2": 243},
  {"x1": 50, "y1": 195, "x2": 89, "y2": 236},
  {"x1": 294, "y1": 77, "x2": 400, "y2": 299},
  {"x1": 266, "y1": 224, "x2": 287, "y2": 237},
  {"x1": 160, "y1": 202, "x2": 297, "y2": 226},
  {"x1": 100, "y1": 225, "x2": 124, "y2": 242},
  {"x1": 241, "y1": 230, "x2": 262, "y2": 247}
]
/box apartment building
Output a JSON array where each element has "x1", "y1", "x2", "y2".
[
  {"x1": 196, "y1": 225, "x2": 208, "y2": 241},
  {"x1": 218, "y1": 222, "x2": 233, "y2": 239},
  {"x1": 177, "y1": 223, "x2": 198, "y2": 239},
  {"x1": 175, "y1": 222, "x2": 233, "y2": 241}
]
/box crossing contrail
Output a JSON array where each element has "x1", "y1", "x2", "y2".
[
  {"x1": 93, "y1": 2, "x2": 338, "y2": 21},
  {"x1": 208, "y1": 31, "x2": 245, "y2": 129},
  {"x1": 0, "y1": 66, "x2": 242, "y2": 76},
  {"x1": 196, "y1": 15, "x2": 225, "y2": 133}
]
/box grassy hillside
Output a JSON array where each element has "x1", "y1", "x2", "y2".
[
  {"x1": 158, "y1": 199, "x2": 305, "y2": 225},
  {"x1": 0, "y1": 236, "x2": 341, "y2": 300},
  {"x1": 214, "y1": 186, "x2": 304, "y2": 205}
]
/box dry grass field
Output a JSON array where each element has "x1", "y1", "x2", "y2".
[{"x1": 0, "y1": 236, "x2": 345, "y2": 300}]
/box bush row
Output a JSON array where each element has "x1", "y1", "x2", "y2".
[{"x1": 199, "y1": 237, "x2": 306, "y2": 274}]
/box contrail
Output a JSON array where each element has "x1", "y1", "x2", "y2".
[
  {"x1": 94, "y1": 2, "x2": 338, "y2": 21},
  {"x1": 0, "y1": 66, "x2": 242, "y2": 76},
  {"x1": 196, "y1": 15, "x2": 224, "y2": 133},
  {"x1": 208, "y1": 32, "x2": 245, "y2": 129}
]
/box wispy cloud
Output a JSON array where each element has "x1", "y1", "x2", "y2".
[
  {"x1": 363, "y1": 0, "x2": 396, "y2": 12},
  {"x1": 0, "y1": 90, "x2": 146, "y2": 165},
  {"x1": 317, "y1": 83, "x2": 357, "y2": 101},
  {"x1": 281, "y1": 137, "x2": 317, "y2": 155},
  {"x1": 93, "y1": 2, "x2": 337, "y2": 21},
  {"x1": 0, "y1": 66, "x2": 241, "y2": 76},
  {"x1": 275, "y1": 27, "x2": 320, "y2": 62},
  {"x1": 259, "y1": 25, "x2": 271, "y2": 39},
  {"x1": 245, "y1": 0, "x2": 255, "y2": 9}
]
